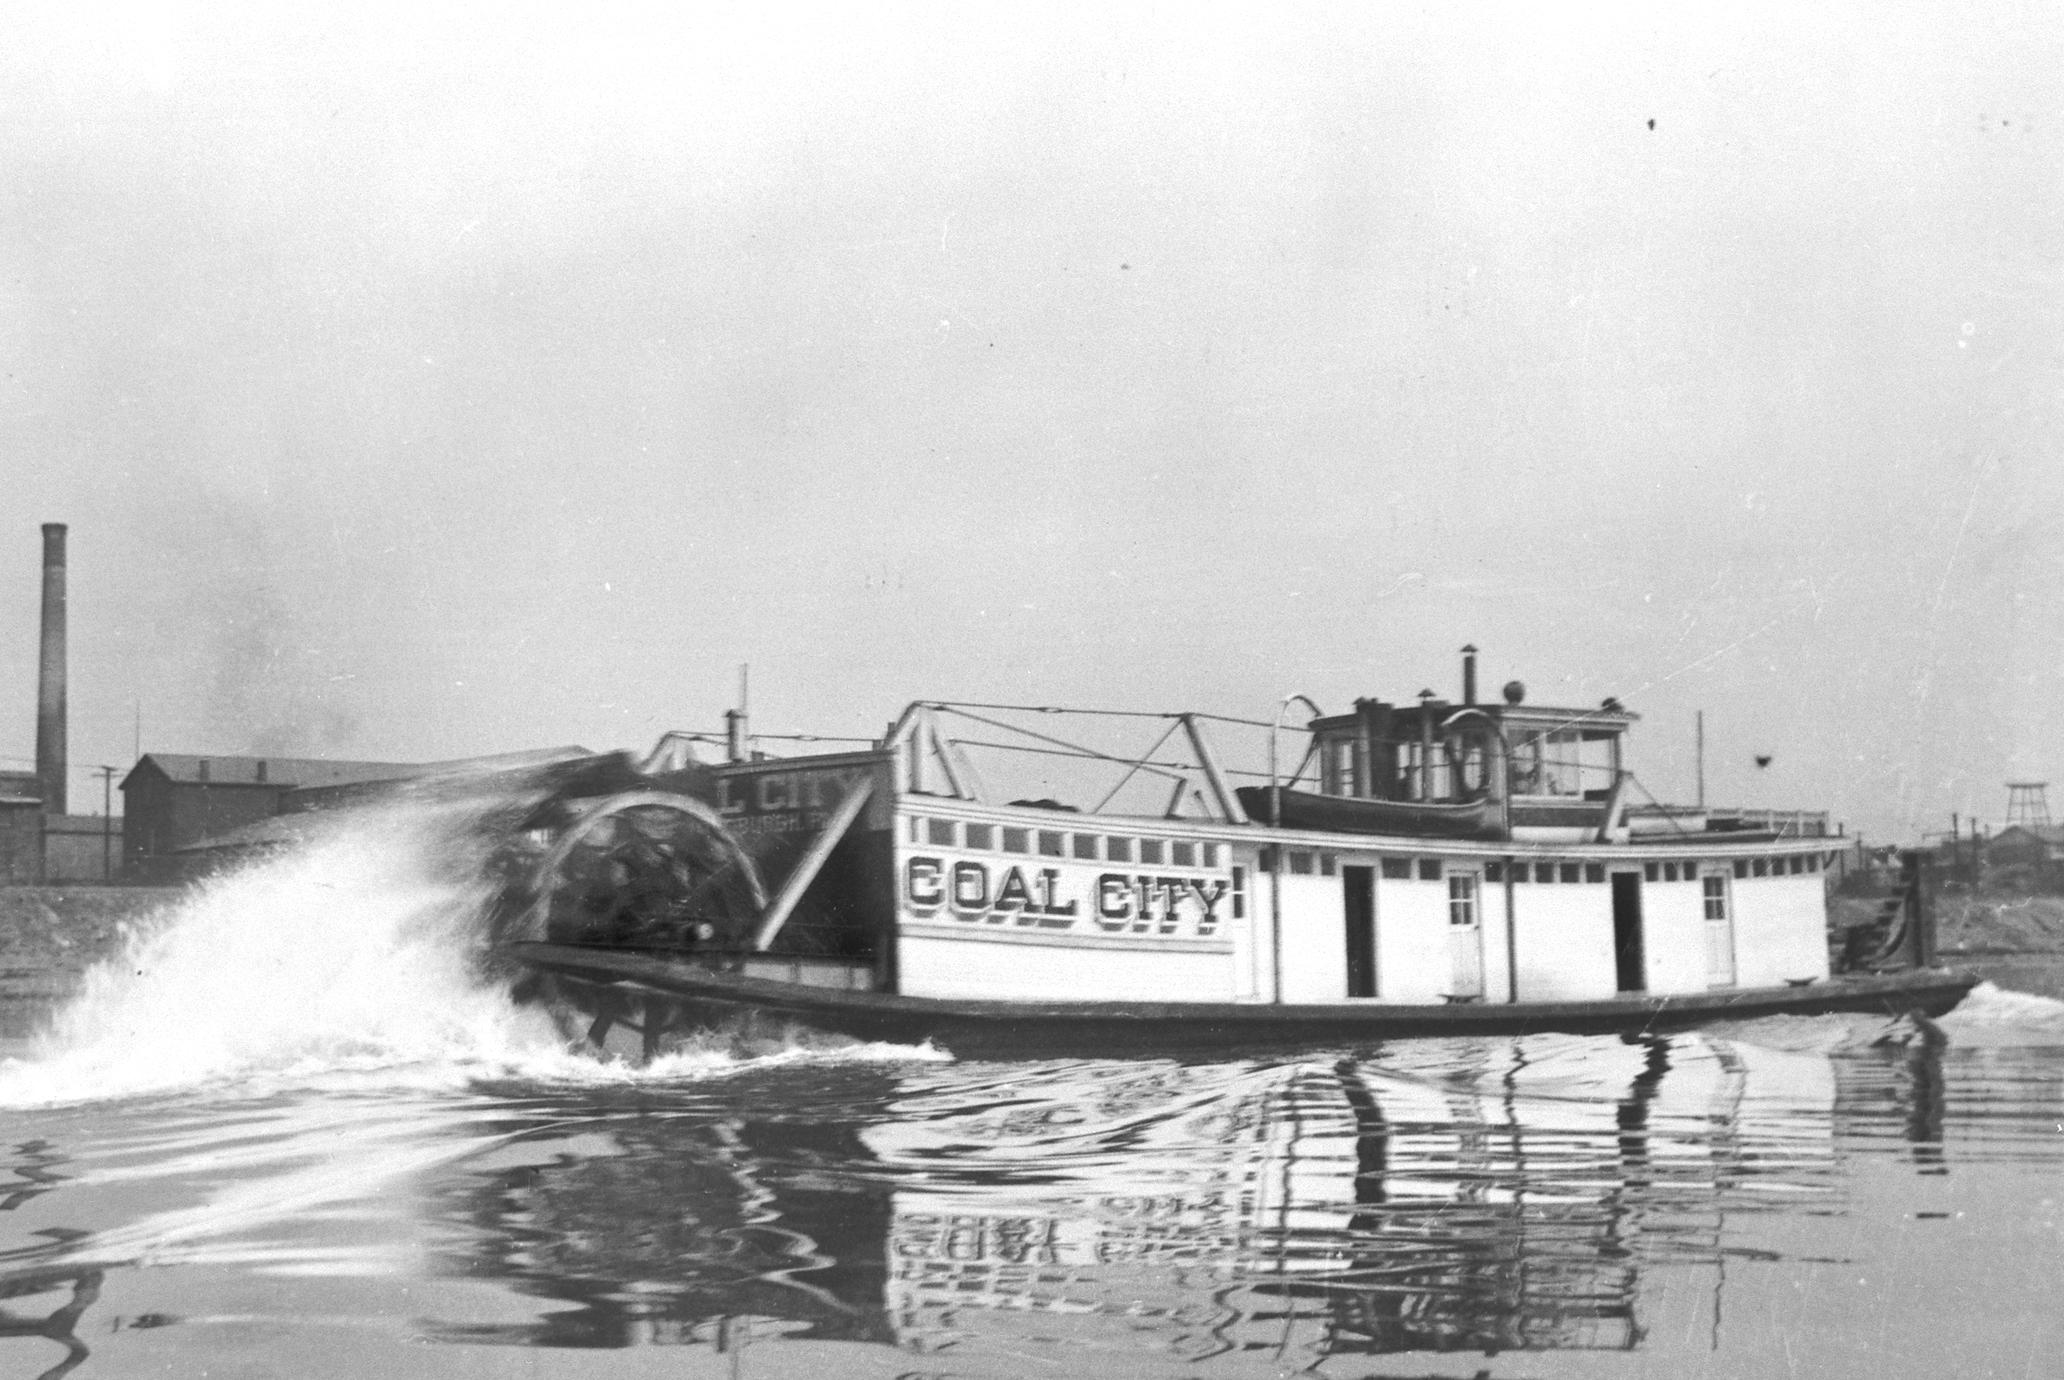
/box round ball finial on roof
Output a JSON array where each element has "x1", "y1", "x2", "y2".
[{"x1": 1502, "y1": 680, "x2": 1526, "y2": 705}]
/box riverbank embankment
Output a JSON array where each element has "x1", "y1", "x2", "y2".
[
  {"x1": 1832, "y1": 890, "x2": 2064, "y2": 1000},
  {"x1": 0, "y1": 886, "x2": 181, "y2": 1005}
]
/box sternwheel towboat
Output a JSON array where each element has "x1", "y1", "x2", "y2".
[{"x1": 495, "y1": 650, "x2": 1974, "y2": 1059}]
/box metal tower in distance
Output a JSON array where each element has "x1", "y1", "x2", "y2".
[{"x1": 2005, "y1": 782, "x2": 2052, "y2": 828}]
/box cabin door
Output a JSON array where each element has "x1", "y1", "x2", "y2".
[
  {"x1": 1611, "y1": 871, "x2": 1646, "y2": 992},
  {"x1": 1343, "y1": 866, "x2": 1377, "y2": 998},
  {"x1": 1702, "y1": 870, "x2": 1737, "y2": 987},
  {"x1": 1446, "y1": 869, "x2": 1484, "y2": 1000}
]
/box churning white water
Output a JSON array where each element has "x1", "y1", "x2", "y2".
[
  {"x1": 0, "y1": 803, "x2": 560, "y2": 1106},
  {"x1": 0, "y1": 798, "x2": 941, "y2": 1109}
]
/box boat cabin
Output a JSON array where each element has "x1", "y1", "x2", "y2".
[{"x1": 638, "y1": 655, "x2": 1843, "y2": 1014}]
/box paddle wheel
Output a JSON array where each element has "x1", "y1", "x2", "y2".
[{"x1": 499, "y1": 789, "x2": 767, "y2": 953}]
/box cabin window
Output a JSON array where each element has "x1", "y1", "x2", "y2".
[
  {"x1": 1560, "y1": 863, "x2": 1581, "y2": 884},
  {"x1": 927, "y1": 818, "x2": 956, "y2": 847},
  {"x1": 964, "y1": 823, "x2": 994, "y2": 850},
  {"x1": 1585, "y1": 863, "x2": 1605, "y2": 883},
  {"x1": 1288, "y1": 851, "x2": 1314, "y2": 875},
  {"x1": 1486, "y1": 861, "x2": 1504, "y2": 882},
  {"x1": 1232, "y1": 866, "x2": 1247, "y2": 918},
  {"x1": 1792, "y1": 855, "x2": 1807, "y2": 875},
  {"x1": 1258, "y1": 846, "x2": 1277, "y2": 873},
  {"x1": 1417, "y1": 859, "x2": 1442, "y2": 882},
  {"x1": 1448, "y1": 873, "x2": 1478, "y2": 926},
  {"x1": 1703, "y1": 873, "x2": 1730, "y2": 922},
  {"x1": 1072, "y1": 833, "x2": 1099, "y2": 860},
  {"x1": 1319, "y1": 853, "x2": 1336, "y2": 876},
  {"x1": 1806, "y1": 853, "x2": 1820, "y2": 873},
  {"x1": 1537, "y1": 864, "x2": 1556, "y2": 884},
  {"x1": 1513, "y1": 862, "x2": 1533, "y2": 882},
  {"x1": 1643, "y1": 862, "x2": 1659, "y2": 882},
  {"x1": 1381, "y1": 857, "x2": 1411, "y2": 880},
  {"x1": 1037, "y1": 830, "x2": 1065, "y2": 857},
  {"x1": 1140, "y1": 839, "x2": 1165, "y2": 866},
  {"x1": 1202, "y1": 843, "x2": 1220, "y2": 868},
  {"x1": 1106, "y1": 836, "x2": 1133, "y2": 862},
  {"x1": 1172, "y1": 841, "x2": 1197, "y2": 868},
  {"x1": 1753, "y1": 858, "x2": 1768, "y2": 877},
  {"x1": 1002, "y1": 827, "x2": 1029, "y2": 854},
  {"x1": 1733, "y1": 858, "x2": 1748, "y2": 878},
  {"x1": 1322, "y1": 739, "x2": 1356, "y2": 795}
]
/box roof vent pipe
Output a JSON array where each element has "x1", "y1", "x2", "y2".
[
  {"x1": 1461, "y1": 644, "x2": 1478, "y2": 708},
  {"x1": 35, "y1": 523, "x2": 67, "y2": 814}
]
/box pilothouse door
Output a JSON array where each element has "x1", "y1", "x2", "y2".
[{"x1": 1446, "y1": 870, "x2": 1484, "y2": 999}]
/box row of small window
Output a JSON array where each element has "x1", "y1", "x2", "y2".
[
  {"x1": 1729, "y1": 853, "x2": 1822, "y2": 878},
  {"x1": 908, "y1": 817, "x2": 1221, "y2": 869},
  {"x1": 1261, "y1": 854, "x2": 1824, "y2": 883}
]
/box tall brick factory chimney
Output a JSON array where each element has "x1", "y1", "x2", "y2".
[{"x1": 36, "y1": 522, "x2": 66, "y2": 814}]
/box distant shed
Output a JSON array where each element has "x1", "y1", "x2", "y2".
[
  {"x1": 126, "y1": 746, "x2": 596, "y2": 882},
  {"x1": 1986, "y1": 823, "x2": 2064, "y2": 888},
  {"x1": 0, "y1": 771, "x2": 42, "y2": 885},
  {"x1": 120, "y1": 754, "x2": 420, "y2": 882}
]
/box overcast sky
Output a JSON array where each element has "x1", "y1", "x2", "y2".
[{"x1": 3, "y1": 1, "x2": 2058, "y2": 842}]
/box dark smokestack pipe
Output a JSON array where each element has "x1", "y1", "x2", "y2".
[
  {"x1": 1461, "y1": 644, "x2": 1478, "y2": 708},
  {"x1": 36, "y1": 523, "x2": 67, "y2": 814}
]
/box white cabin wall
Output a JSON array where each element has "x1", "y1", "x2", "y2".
[
  {"x1": 898, "y1": 934, "x2": 1236, "y2": 1002},
  {"x1": 1733, "y1": 875, "x2": 1833, "y2": 985},
  {"x1": 1510, "y1": 882, "x2": 1618, "y2": 1001},
  {"x1": 1373, "y1": 877, "x2": 1450, "y2": 1002},
  {"x1": 1275, "y1": 873, "x2": 1347, "y2": 1003},
  {"x1": 1641, "y1": 880, "x2": 1710, "y2": 995}
]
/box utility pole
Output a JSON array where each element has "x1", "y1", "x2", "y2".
[{"x1": 96, "y1": 765, "x2": 118, "y2": 882}]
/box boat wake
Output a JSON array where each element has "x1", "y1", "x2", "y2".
[
  {"x1": 0, "y1": 799, "x2": 942, "y2": 1109},
  {"x1": 1935, "y1": 979, "x2": 2064, "y2": 1043}
]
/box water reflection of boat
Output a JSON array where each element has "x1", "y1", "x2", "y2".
[{"x1": 419, "y1": 1033, "x2": 1939, "y2": 1368}]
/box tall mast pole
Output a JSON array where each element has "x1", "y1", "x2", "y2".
[{"x1": 1695, "y1": 710, "x2": 1705, "y2": 809}]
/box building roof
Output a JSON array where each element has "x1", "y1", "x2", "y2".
[
  {"x1": 122, "y1": 754, "x2": 421, "y2": 791},
  {"x1": 1992, "y1": 823, "x2": 2064, "y2": 846},
  {"x1": 121, "y1": 747, "x2": 593, "y2": 794}
]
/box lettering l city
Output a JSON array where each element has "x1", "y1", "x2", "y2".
[
  {"x1": 903, "y1": 856, "x2": 1228, "y2": 935},
  {"x1": 718, "y1": 767, "x2": 873, "y2": 816}
]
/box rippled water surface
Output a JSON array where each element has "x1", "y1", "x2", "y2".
[{"x1": 2, "y1": 813, "x2": 2061, "y2": 1379}]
